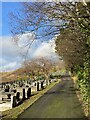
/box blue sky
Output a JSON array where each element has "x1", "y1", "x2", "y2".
[
  {"x1": 0, "y1": 2, "x2": 60, "y2": 72},
  {"x1": 2, "y1": 2, "x2": 21, "y2": 36}
]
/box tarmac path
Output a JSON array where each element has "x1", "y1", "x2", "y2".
[{"x1": 18, "y1": 76, "x2": 88, "y2": 119}]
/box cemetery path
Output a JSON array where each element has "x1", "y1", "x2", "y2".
[{"x1": 18, "y1": 76, "x2": 87, "y2": 119}]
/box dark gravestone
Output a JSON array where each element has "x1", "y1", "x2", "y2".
[
  {"x1": 13, "y1": 89, "x2": 17, "y2": 93},
  {"x1": 5, "y1": 85, "x2": 9, "y2": 92},
  {"x1": 28, "y1": 81, "x2": 31, "y2": 85},
  {"x1": 49, "y1": 80, "x2": 51, "y2": 84},
  {"x1": 1, "y1": 85, "x2": 4, "y2": 88},
  {"x1": 27, "y1": 88, "x2": 31, "y2": 99},
  {"x1": 13, "y1": 84, "x2": 15, "y2": 88},
  {"x1": 16, "y1": 92, "x2": 20, "y2": 101},
  {"x1": 7, "y1": 94, "x2": 11, "y2": 99},
  {"x1": 22, "y1": 88, "x2": 25, "y2": 100},
  {"x1": 37, "y1": 82, "x2": 39, "y2": 91},
  {"x1": 41, "y1": 82, "x2": 44, "y2": 89},
  {"x1": 19, "y1": 82, "x2": 23, "y2": 87},
  {"x1": 34, "y1": 83, "x2": 36, "y2": 86},
  {"x1": 26, "y1": 85, "x2": 29, "y2": 87}
]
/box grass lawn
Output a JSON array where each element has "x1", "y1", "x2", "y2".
[{"x1": 1, "y1": 80, "x2": 60, "y2": 119}]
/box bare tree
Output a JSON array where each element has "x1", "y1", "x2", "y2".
[{"x1": 10, "y1": 2, "x2": 90, "y2": 68}]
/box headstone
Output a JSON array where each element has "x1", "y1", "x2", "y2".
[
  {"x1": 1, "y1": 85, "x2": 3, "y2": 88},
  {"x1": 13, "y1": 89, "x2": 17, "y2": 93},
  {"x1": 46, "y1": 80, "x2": 49, "y2": 85},
  {"x1": 7, "y1": 94, "x2": 11, "y2": 99},
  {"x1": 5, "y1": 85, "x2": 9, "y2": 92},
  {"x1": 26, "y1": 85, "x2": 29, "y2": 87},
  {"x1": 0, "y1": 97, "x2": 2, "y2": 101},
  {"x1": 19, "y1": 82, "x2": 23, "y2": 87},
  {"x1": 16, "y1": 81, "x2": 18, "y2": 84},
  {"x1": 16, "y1": 92, "x2": 20, "y2": 101},
  {"x1": 49, "y1": 80, "x2": 51, "y2": 84},
  {"x1": 41, "y1": 81, "x2": 44, "y2": 89},
  {"x1": 27, "y1": 88, "x2": 31, "y2": 98},
  {"x1": 34, "y1": 82, "x2": 36, "y2": 86},
  {"x1": 3, "y1": 84, "x2": 5, "y2": 89},
  {"x1": 37, "y1": 82, "x2": 39, "y2": 91},
  {"x1": 44, "y1": 80, "x2": 46, "y2": 87},
  {"x1": 13, "y1": 84, "x2": 15, "y2": 88},
  {"x1": 39, "y1": 82, "x2": 41, "y2": 90},
  {"x1": 28, "y1": 81, "x2": 30, "y2": 85},
  {"x1": 22, "y1": 88, "x2": 25, "y2": 100},
  {"x1": 11, "y1": 95, "x2": 16, "y2": 108}
]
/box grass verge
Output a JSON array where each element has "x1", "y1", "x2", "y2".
[
  {"x1": 1, "y1": 80, "x2": 60, "y2": 119},
  {"x1": 72, "y1": 76, "x2": 90, "y2": 118}
]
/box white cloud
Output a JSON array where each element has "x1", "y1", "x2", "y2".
[
  {"x1": 0, "y1": 32, "x2": 59, "y2": 72},
  {"x1": 0, "y1": 61, "x2": 21, "y2": 72},
  {"x1": 33, "y1": 39, "x2": 57, "y2": 59},
  {"x1": 0, "y1": 36, "x2": 23, "y2": 72},
  {"x1": 18, "y1": 32, "x2": 35, "y2": 47}
]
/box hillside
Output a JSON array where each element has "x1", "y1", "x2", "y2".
[{"x1": 0, "y1": 68, "x2": 27, "y2": 83}]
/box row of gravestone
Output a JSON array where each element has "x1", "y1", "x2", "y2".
[
  {"x1": 11, "y1": 80, "x2": 52, "y2": 108},
  {"x1": 1, "y1": 81, "x2": 40, "y2": 93},
  {"x1": 11, "y1": 88, "x2": 31, "y2": 108},
  {"x1": 0, "y1": 79, "x2": 33, "y2": 89},
  {"x1": 0, "y1": 79, "x2": 53, "y2": 101},
  {"x1": 0, "y1": 79, "x2": 52, "y2": 93},
  {"x1": 0, "y1": 80, "x2": 35, "y2": 94},
  {"x1": 0, "y1": 78, "x2": 53, "y2": 89}
]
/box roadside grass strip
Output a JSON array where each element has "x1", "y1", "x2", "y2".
[{"x1": 72, "y1": 76, "x2": 90, "y2": 118}]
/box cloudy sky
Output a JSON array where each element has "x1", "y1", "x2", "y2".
[
  {"x1": 0, "y1": 2, "x2": 60, "y2": 72},
  {"x1": 0, "y1": 34, "x2": 59, "y2": 72}
]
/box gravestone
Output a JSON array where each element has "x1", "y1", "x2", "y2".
[
  {"x1": 28, "y1": 81, "x2": 31, "y2": 85},
  {"x1": 34, "y1": 82, "x2": 36, "y2": 86},
  {"x1": 46, "y1": 80, "x2": 48, "y2": 85},
  {"x1": 9, "y1": 88, "x2": 12, "y2": 92},
  {"x1": 7, "y1": 94, "x2": 11, "y2": 99},
  {"x1": 11, "y1": 95, "x2": 16, "y2": 108},
  {"x1": 16, "y1": 92, "x2": 20, "y2": 101},
  {"x1": 5, "y1": 85, "x2": 9, "y2": 92},
  {"x1": 22, "y1": 88, "x2": 25, "y2": 100},
  {"x1": 3, "y1": 84, "x2": 5, "y2": 89},
  {"x1": 13, "y1": 84, "x2": 15, "y2": 88},
  {"x1": 13, "y1": 88, "x2": 17, "y2": 93},
  {"x1": 26, "y1": 84, "x2": 30, "y2": 87},
  {"x1": 19, "y1": 82, "x2": 23, "y2": 87},
  {"x1": 43, "y1": 80, "x2": 46, "y2": 87},
  {"x1": 16, "y1": 81, "x2": 18, "y2": 84},
  {"x1": 27, "y1": 88, "x2": 31, "y2": 99},
  {"x1": 1, "y1": 85, "x2": 3, "y2": 88},
  {"x1": 37, "y1": 82, "x2": 39, "y2": 91},
  {"x1": 0, "y1": 97, "x2": 2, "y2": 101},
  {"x1": 49, "y1": 80, "x2": 51, "y2": 84},
  {"x1": 41, "y1": 81, "x2": 44, "y2": 89},
  {"x1": 39, "y1": 82, "x2": 41, "y2": 90}
]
